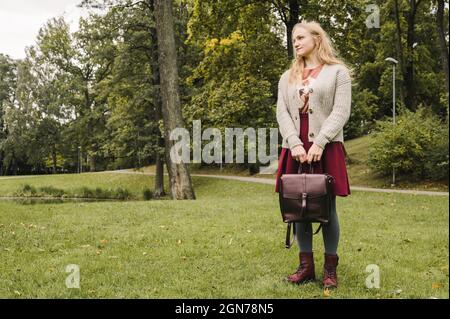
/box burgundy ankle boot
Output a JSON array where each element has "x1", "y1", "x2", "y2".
[
  {"x1": 286, "y1": 252, "x2": 316, "y2": 284},
  {"x1": 323, "y1": 253, "x2": 339, "y2": 289}
]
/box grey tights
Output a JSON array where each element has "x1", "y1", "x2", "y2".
[{"x1": 295, "y1": 195, "x2": 340, "y2": 254}]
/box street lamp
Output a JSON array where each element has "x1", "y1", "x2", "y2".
[
  {"x1": 385, "y1": 57, "x2": 398, "y2": 186},
  {"x1": 78, "y1": 146, "x2": 82, "y2": 174}
]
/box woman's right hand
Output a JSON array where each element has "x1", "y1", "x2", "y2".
[{"x1": 291, "y1": 145, "x2": 307, "y2": 163}]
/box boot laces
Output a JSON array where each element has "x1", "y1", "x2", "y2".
[{"x1": 324, "y1": 266, "x2": 336, "y2": 279}]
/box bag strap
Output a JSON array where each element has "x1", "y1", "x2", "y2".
[
  {"x1": 313, "y1": 224, "x2": 323, "y2": 235},
  {"x1": 286, "y1": 222, "x2": 323, "y2": 248},
  {"x1": 285, "y1": 222, "x2": 295, "y2": 248}
]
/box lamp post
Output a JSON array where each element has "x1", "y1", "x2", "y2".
[
  {"x1": 385, "y1": 57, "x2": 398, "y2": 186},
  {"x1": 78, "y1": 146, "x2": 82, "y2": 174}
]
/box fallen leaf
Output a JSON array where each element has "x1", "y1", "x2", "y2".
[
  {"x1": 142, "y1": 252, "x2": 147, "y2": 256},
  {"x1": 96, "y1": 250, "x2": 101, "y2": 255},
  {"x1": 392, "y1": 289, "x2": 402, "y2": 295},
  {"x1": 432, "y1": 283, "x2": 441, "y2": 289},
  {"x1": 14, "y1": 290, "x2": 21, "y2": 296},
  {"x1": 100, "y1": 239, "x2": 108, "y2": 245},
  {"x1": 177, "y1": 239, "x2": 182, "y2": 245},
  {"x1": 323, "y1": 289, "x2": 331, "y2": 297}
]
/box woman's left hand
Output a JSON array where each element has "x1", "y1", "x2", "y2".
[{"x1": 306, "y1": 143, "x2": 324, "y2": 164}]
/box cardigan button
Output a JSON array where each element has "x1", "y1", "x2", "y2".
[
  {"x1": 309, "y1": 108, "x2": 313, "y2": 114},
  {"x1": 294, "y1": 116, "x2": 298, "y2": 120},
  {"x1": 309, "y1": 132, "x2": 314, "y2": 137},
  {"x1": 309, "y1": 88, "x2": 313, "y2": 93}
]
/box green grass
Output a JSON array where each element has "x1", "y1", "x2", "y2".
[
  {"x1": 0, "y1": 172, "x2": 448, "y2": 298},
  {"x1": 344, "y1": 135, "x2": 448, "y2": 191},
  {"x1": 0, "y1": 173, "x2": 158, "y2": 200},
  {"x1": 133, "y1": 134, "x2": 448, "y2": 192}
]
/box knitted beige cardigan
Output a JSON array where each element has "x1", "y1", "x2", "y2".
[{"x1": 276, "y1": 63, "x2": 352, "y2": 150}]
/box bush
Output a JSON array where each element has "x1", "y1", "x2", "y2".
[
  {"x1": 39, "y1": 186, "x2": 65, "y2": 197},
  {"x1": 368, "y1": 107, "x2": 449, "y2": 181},
  {"x1": 142, "y1": 188, "x2": 153, "y2": 200},
  {"x1": 22, "y1": 184, "x2": 37, "y2": 195},
  {"x1": 113, "y1": 187, "x2": 131, "y2": 200},
  {"x1": 79, "y1": 187, "x2": 94, "y2": 198}
]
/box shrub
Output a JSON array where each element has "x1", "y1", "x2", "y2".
[
  {"x1": 368, "y1": 107, "x2": 449, "y2": 181},
  {"x1": 22, "y1": 184, "x2": 37, "y2": 195},
  {"x1": 113, "y1": 187, "x2": 131, "y2": 200},
  {"x1": 142, "y1": 188, "x2": 153, "y2": 200},
  {"x1": 79, "y1": 187, "x2": 94, "y2": 198},
  {"x1": 39, "y1": 186, "x2": 65, "y2": 197}
]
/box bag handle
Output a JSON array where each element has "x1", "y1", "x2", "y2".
[{"x1": 297, "y1": 162, "x2": 314, "y2": 174}]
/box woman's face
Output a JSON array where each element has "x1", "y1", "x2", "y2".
[{"x1": 292, "y1": 27, "x2": 317, "y2": 58}]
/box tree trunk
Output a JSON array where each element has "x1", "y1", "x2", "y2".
[
  {"x1": 393, "y1": 0, "x2": 406, "y2": 107},
  {"x1": 404, "y1": 0, "x2": 421, "y2": 111},
  {"x1": 155, "y1": 0, "x2": 195, "y2": 200},
  {"x1": 0, "y1": 151, "x2": 3, "y2": 175},
  {"x1": 52, "y1": 147, "x2": 57, "y2": 174},
  {"x1": 154, "y1": 151, "x2": 165, "y2": 197},
  {"x1": 286, "y1": 0, "x2": 300, "y2": 60},
  {"x1": 149, "y1": 0, "x2": 165, "y2": 198},
  {"x1": 88, "y1": 153, "x2": 96, "y2": 172},
  {"x1": 436, "y1": 0, "x2": 449, "y2": 109}
]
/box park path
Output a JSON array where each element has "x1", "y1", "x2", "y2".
[
  {"x1": 111, "y1": 170, "x2": 449, "y2": 197},
  {"x1": 0, "y1": 170, "x2": 446, "y2": 196}
]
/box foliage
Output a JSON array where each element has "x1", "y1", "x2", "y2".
[
  {"x1": 368, "y1": 107, "x2": 449, "y2": 181},
  {"x1": 0, "y1": 0, "x2": 448, "y2": 176}
]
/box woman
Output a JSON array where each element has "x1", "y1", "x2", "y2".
[{"x1": 274, "y1": 21, "x2": 352, "y2": 290}]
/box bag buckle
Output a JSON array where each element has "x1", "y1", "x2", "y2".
[{"x1": 301, "y1": 192, "x2": 307, "y2": 209}]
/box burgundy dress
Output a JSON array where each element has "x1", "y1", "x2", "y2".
[{"x1": 275, "y1": 65, "x2": 351, "y2": 197}]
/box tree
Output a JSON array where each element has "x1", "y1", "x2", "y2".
[
  {"x1": 436, "y1": 0, "x2": 449, "y2": 105},
  {"x1": 155, "y1": 0, "x2": 195, "y2": 199},
  {"x1": 393, "y1": 0, "x2": 424, "y2": 111},
  {"x1": 0, "y1": 54, "x2": 16, "y2": 174}
]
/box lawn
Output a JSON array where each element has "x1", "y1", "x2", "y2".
[
  {"x1": 135, "y1": 134, "x2": 449, "y2": 192},
  {"x1": 0, "y1": 172, "x2": 448, "y2": 298}
]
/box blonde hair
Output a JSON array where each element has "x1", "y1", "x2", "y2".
[{"x1": 288, "y1": 20, "x2": 353, "y2": 85}]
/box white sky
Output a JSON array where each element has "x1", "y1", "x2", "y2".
[{"x1": 0, "y1": 0, "x2": 91, "y2": 59}]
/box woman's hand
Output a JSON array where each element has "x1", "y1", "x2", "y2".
[
  {"x1": 306, "y1": 143, "x2": 324, "y2": 164},
  {"x1": 291, "y1": 145, "x2": 307, "y2": 163}
]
